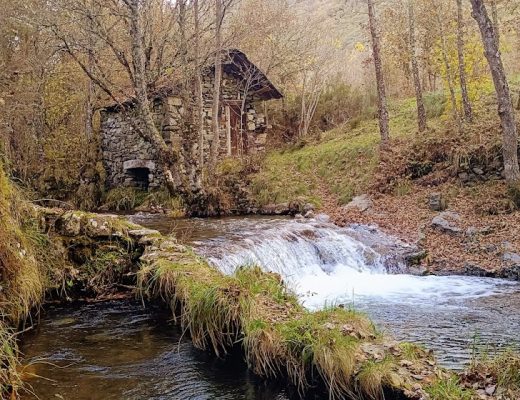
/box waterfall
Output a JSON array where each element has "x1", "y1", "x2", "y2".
[
  {"x1": 199, "y1": 218, "x2": 407, "y2": 277},
  {"x1": 191, "y1": 216, "x2": 517, "y2": 309}
]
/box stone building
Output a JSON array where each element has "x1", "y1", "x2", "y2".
[{"x1": 100, "y1": 49, "x2": 282, "y2": 190}]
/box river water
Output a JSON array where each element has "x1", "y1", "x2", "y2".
[
  {"x1": 21, "y1": 301, "x2": 295, "y2": 400},
  {"x1": 21, "y1": 214, "x2": 520, "y2": 399},
  {"x1": 129, "y1": 214, "x2": 520, "y2": 368}
]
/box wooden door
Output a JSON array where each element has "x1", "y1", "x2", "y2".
[{"x1": 228, "y1": 104, "x2": 247, "y2": 156}]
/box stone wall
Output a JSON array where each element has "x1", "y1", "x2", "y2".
[
  {"x1": 100, "y1": 109, "x2": 163, "y2": 190},
  {"x1": 101, "y1": 71, "x2": 270, "y2": 190}
]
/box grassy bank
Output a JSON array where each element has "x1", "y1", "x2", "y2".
[
  {"x1": 0, "y1": 163, "x2": 44, "y2": 396},
  {"x1": 138, "y1": 236, "x2": 443, "y2": 399},
  {"x1": 137, "y1": 234, "x2": 520, "y2": 399},
  {"x1": 250, "y1": 80, "x2": 520, "y2": 208}
]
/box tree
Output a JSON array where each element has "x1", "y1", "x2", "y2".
[
  {"x1": 210, "y1": 0, "x2": 223, "y2": 167},
  {"x1": 432, "y1": 0, "x2": 461, "y2": 129},
  {"x1": 456, "y1": 0, "x2": 473, "y2": 123},
  {"x1": 470, "y1": 0, "x2": 520, "y2": 192},
  {"x1": 194, "y1": 0, "x2": 205, "y2": 169},
  {"x1": 45, "y1": 0, "x2": 193, "y2": 196},
  {"x1": 367, "y1": 0, "x2": 390, "y2": 146},
  {"x1": 407, "y1": 0, "x2": 426, "y2": 132}
]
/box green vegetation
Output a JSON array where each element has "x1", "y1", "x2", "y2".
[
  {"x1": 0, "y1": 166, "x2": 149, "y2": 396},
  {"x1": 466, "y1": 350, "x2": 520, "y2": 399},
  {"x1": 0, "y1": 163, "x2": 45, "y2": 324},
  {"x1": 0, "y1": 321, "x2": 21, "y2": 396},
  {"x1": 0, "y1": 163, "x2": 44, "y2": 397},
  {"x1": 425, "y1": 376, "x2": 474, "y2": 400},
  {"x1": 251, "y1": 94, "x2": 446, "y2": 206},
  {"x1": 102, "y1": 187, "x2": 149, "y2": 211},
  {"x1": 102, "y1": 187, "x2": 185, "y2": 216}
]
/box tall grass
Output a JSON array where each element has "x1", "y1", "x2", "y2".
[{"x1": 0, "y1": 163, "x2": 45, "y2": 395}]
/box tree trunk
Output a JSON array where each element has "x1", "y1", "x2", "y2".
[
  {"x1": 470, "y1": 0, "x2": 520, "y2": 188},
  {"x1": 210, "y1": 0, "x2": 223, "y2": 166},
  {"x1": 434, "y1": 4, "x2": 461, "y2": 129},
  {"x1": 367, "y1": 0, "x2": 390, "y2": 145},
  {"x1": 407, "y1": 0, "x2": 426, "y2": 132},
  {"x1": 85, "y1": 0, "x2": 95, "y2": 141},
  {"x1": 456, "y1": 0, "x2": 473, "y2": 123},
  {"x1": 127, "y1": 0, "x2": 183, "y2": 194},
  {"x1": 194, "y1": 0, "x2": 205, "y2": 169},
  {"x1": 490, "y1": 0, "x2": 500, "y2": 46}
]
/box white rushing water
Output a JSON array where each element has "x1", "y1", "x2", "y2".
[
  {"x1": 131, "y1": 213, "x2": 520, "y2": 367},
  {"x1": 192, "y1": 216, "x2": 518, "y2": 309}
]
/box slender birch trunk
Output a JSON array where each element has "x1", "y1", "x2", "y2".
[
  {"x1": 367, "y1": 0, "x2": 390, "y2": 146},
  {"x1": 456, "y1": 0, "x2": 473, "y2": 123},
  {"x1": 194, "y1": 0, "x2": 205, "y2": 168},
  {"x1": 126, "y1": 0, "x2": 183, "y2": 194},
  {"x1": 210, "y1": 0, "x2": 223, "y2": 167},
  {"x1": 407, "y1": 0, "x2": 426, "y2": 132},
  {"x1": 434, "y1": 4, "x2": 461, "y2": 128}
]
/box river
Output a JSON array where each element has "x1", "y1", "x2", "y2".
[{"x1": 21, "y1": 214, "x2": 520, "y2": 399}]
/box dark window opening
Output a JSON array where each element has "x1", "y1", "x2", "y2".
[{"x1": 127, "y1": 167, "x2": 150, "y2": 190}]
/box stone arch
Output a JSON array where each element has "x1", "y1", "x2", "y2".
[{"x1": 123, "y1": 160, "x2": 156, "y2": 190}]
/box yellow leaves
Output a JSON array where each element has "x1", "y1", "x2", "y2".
[{"x1": 354, "y1": 42, "x2": 366, "y2": 52}]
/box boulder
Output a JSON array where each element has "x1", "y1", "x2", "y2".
[
  {"x1": 500, "y1": 264, "x2": 520, "y2": 281},
  {"x1": 302, "y1": 203, "x2": 315, "y2": 213},
  {"x1": 503, "y1": 251, "x2": 520, "y2": 264},
  {"x1": 462, "y1": 263, "x2": 496, "y2": 278},
  {"x1": 343, "y1": 194, "x2": 372, "y2": 212},
  {"x1": 304, "y1": 210, "x2": 315, "y2": 219},
  {"x1": 259, "y1": 203, "x2": 290, "y2": 215},
  {"x1": 59, "y1": 212, "x2": 82, "y2": 236},
  {"x1": 431, "y1": 211, "x2": 462, "y2": 235}
]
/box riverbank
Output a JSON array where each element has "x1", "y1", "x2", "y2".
[{"x1": 329, "y1": 180, "x2": 520, "y2": 280}]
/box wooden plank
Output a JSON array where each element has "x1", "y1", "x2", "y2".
[{"x1": 226, "y1": 105, "x2": 232, "y2": 156}]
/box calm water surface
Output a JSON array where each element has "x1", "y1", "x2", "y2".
[{"x1": 21, "y1": 301, "x2": 293, "y2": 400}]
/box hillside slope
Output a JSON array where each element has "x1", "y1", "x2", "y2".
[{"x1": 250, "y1": 85, "x2": 520, "y2": 277}]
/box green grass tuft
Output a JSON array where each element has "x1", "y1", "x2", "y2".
[{"x1": 425, "y1": 376, "x2": 474, "y2": 400}]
